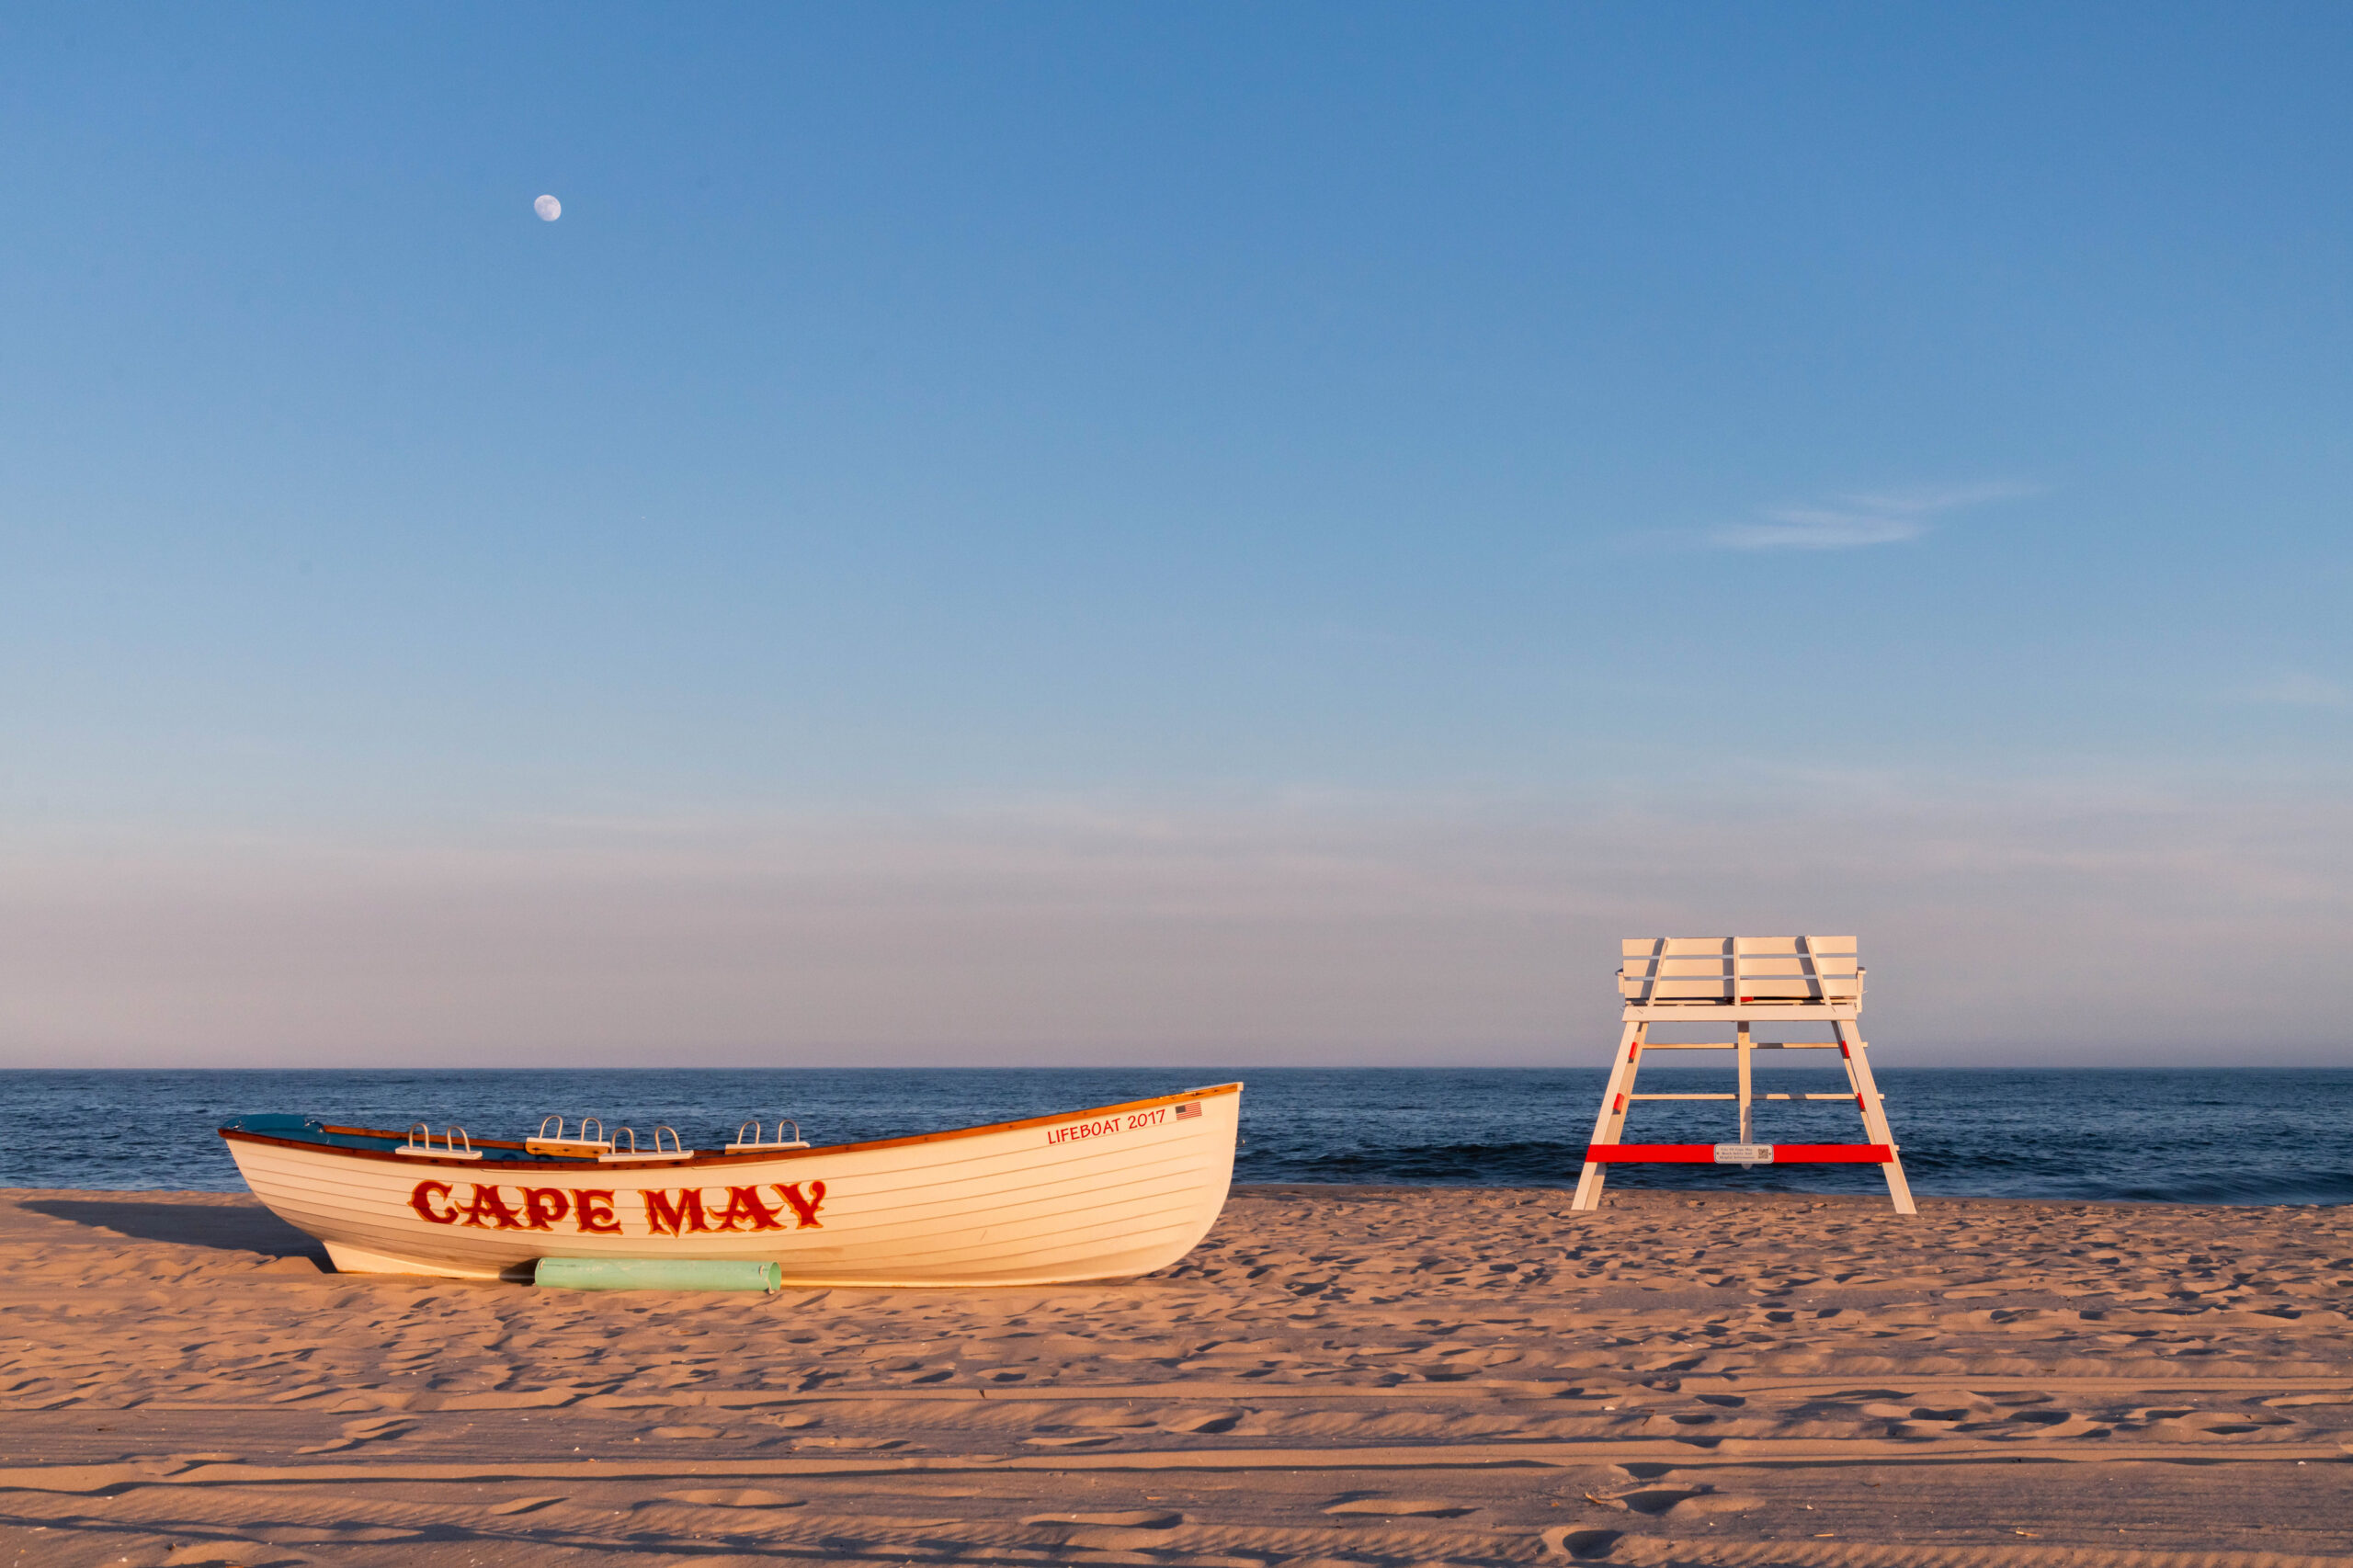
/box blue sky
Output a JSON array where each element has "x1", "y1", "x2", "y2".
[{"x1": 4, "y1": 6, "x2": 2349, "y2": 1064}]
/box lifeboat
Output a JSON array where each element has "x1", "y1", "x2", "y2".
[{"x1": 217, "y1": 1083, "x2": 1241, "y2": 1285}]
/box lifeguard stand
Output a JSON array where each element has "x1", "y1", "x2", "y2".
[{"x1": 1570, "y1": 936, "x2": 1915, "y2": 1215}]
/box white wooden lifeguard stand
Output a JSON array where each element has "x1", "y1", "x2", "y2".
[{"x1": 1571, "y1": 936, "x2": 1915, "y2": 1214}]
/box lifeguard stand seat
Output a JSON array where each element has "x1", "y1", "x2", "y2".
[{"x1": 1570, "y1": 936, "x2": 1915, "y2": 1214}]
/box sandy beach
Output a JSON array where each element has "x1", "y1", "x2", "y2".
[{"x1": 2, "y1": 1184, "x2": 2348, "y2": 1566}]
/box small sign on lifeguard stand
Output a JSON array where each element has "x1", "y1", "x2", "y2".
[{"x1": 1571, "y1": 937, "x2": 1915, "y2": 1215}]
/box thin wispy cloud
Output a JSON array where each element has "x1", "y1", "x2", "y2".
[{"x1": 1709, "y1": 482, "x2": 2035, "y2": 551}]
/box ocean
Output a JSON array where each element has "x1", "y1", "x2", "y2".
[{"x1": 4, "y1": 1066, "x2": 2347, "y2": 1205}]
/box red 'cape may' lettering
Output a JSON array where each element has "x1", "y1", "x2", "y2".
[
  {"x1": 461, "y1": 1185, "x2": 527, "y2": 1231},
  {"x1": 712, "y1": 1186, "x2": 785, "y2": 1233},
  {"x1": 405, "y1": 1180, "x2": 827, "y2": 1237},
  {"x1": 775, "y1": 1180, "x2": 825, "y2": 1229},
  {"x1": 574, "y1": 1189, "x2": 622, "y2": 1234},
  {"x1": 642, "y1": 1183, "x2": 825, "y2": 1235},
  {"x1": 642, "y1": 1187, "x2": 710, "y2": 1236}
]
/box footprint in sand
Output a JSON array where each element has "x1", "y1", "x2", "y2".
[
  {"x1": 1654, "y1": 1491, "x2": 1761, "y2": 1516},
  {"x1": 485, "y1": 1495, "x2": 563, "y2": 1516},
  {"x1": 1024, "y1": 1434, "x2": 1119, "y2": 1447},
  {"x1": 1586, "y1": 1484, "x2": 1759, "y2": 1517},
  {"x1": 1157, "y1": 1409, "x2": 1243, "y2": 1433},
  {"x1": 295, "y1": 1415, "x2": 416, "y2": 1454},
  {"x1": 2176, "y1": 1411, "x2": 2283, "y2": 1435},
  {"x1": 1068, "y1": 1409, "x2": 1160, "y2": 1429},
  {"x1": 656, "y1": 1488, "x2": 804, "y2": 1508},
  {"x1": 1541, "y1": 1525, "x2": 1622, "y2": 1560},
  {"x1": 1324, "y1": 1494, "x2": 1479, "y2": 1517},
  {"x1": 792, "y1": 1436, "x2": 906, "y2": 1449},
  {"x1": 160, "y1": 1546, "x2": 300, "y2": 1567},
  {"x1": 2004, "y1": 1407, "x2": 2084, "y2": 1430}
]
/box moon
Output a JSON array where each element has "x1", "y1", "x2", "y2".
[{"x1": 534, "y1": 194, "x2": 562, "y2": 222}]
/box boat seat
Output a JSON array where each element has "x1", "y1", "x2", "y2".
[
  {"x1": 394, "y1": 1123, "x2": 483, "y2": 1161},
  {"x1": 598, "y1": 1124, "x2": 699, "y2": 1163},
  {"x1": 725, "y1": 1118, "x2": 810, "y2": 1153},
  {"x1": 526, "y1": 1116, "x2": 613, "y2": 1159}
]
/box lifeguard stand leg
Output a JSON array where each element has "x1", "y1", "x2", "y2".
[
  {"x1": 1735, "y1": 1021, "x2": 1753, "y2": 1143},
  {"x1": 1835, "y1": 1018, "x2": 1915, "y2": 1215},
  {"x1": 1570, "y1": 1021, "x2": 1645, "y2": 1210}
]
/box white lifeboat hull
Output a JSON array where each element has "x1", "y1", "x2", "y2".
[{"x1": 219, "y1": 1084, "x2": 1242, "y2": 1285}]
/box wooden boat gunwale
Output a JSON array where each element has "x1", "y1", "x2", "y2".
[{"x1": 218, "y1": 1080, "x2": 1245, "y2": 1174}]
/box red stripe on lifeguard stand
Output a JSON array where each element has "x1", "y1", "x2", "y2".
[{"x1": 1585, "y1": 1143, "x2": 1893, "y2": 1164}]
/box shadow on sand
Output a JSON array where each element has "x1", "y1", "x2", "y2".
[{"x1": 22, "y1": 1198, "x2": 327, "y2": 1261}]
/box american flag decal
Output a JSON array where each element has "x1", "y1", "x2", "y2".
[{"x1": 1175, "y1": 1102, "x2": 1200, "y2": 1119}]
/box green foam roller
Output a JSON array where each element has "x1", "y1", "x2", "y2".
[{"x1": 533, "y1": 1257, "x2": 781, "y2": 1292}]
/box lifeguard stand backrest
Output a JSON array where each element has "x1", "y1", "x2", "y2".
[{"x1": 1619, "y1": 936, "x2": 1861, "y2": 1006}]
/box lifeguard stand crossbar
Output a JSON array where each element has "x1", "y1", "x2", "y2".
[{"x1": 1570, "y1": 937, "x2": 1915, "y2": 1215}]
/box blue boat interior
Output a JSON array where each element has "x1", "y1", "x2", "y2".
[{"x1": 217, "y1": 1114, "x2": 586, "y2": 1164}]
